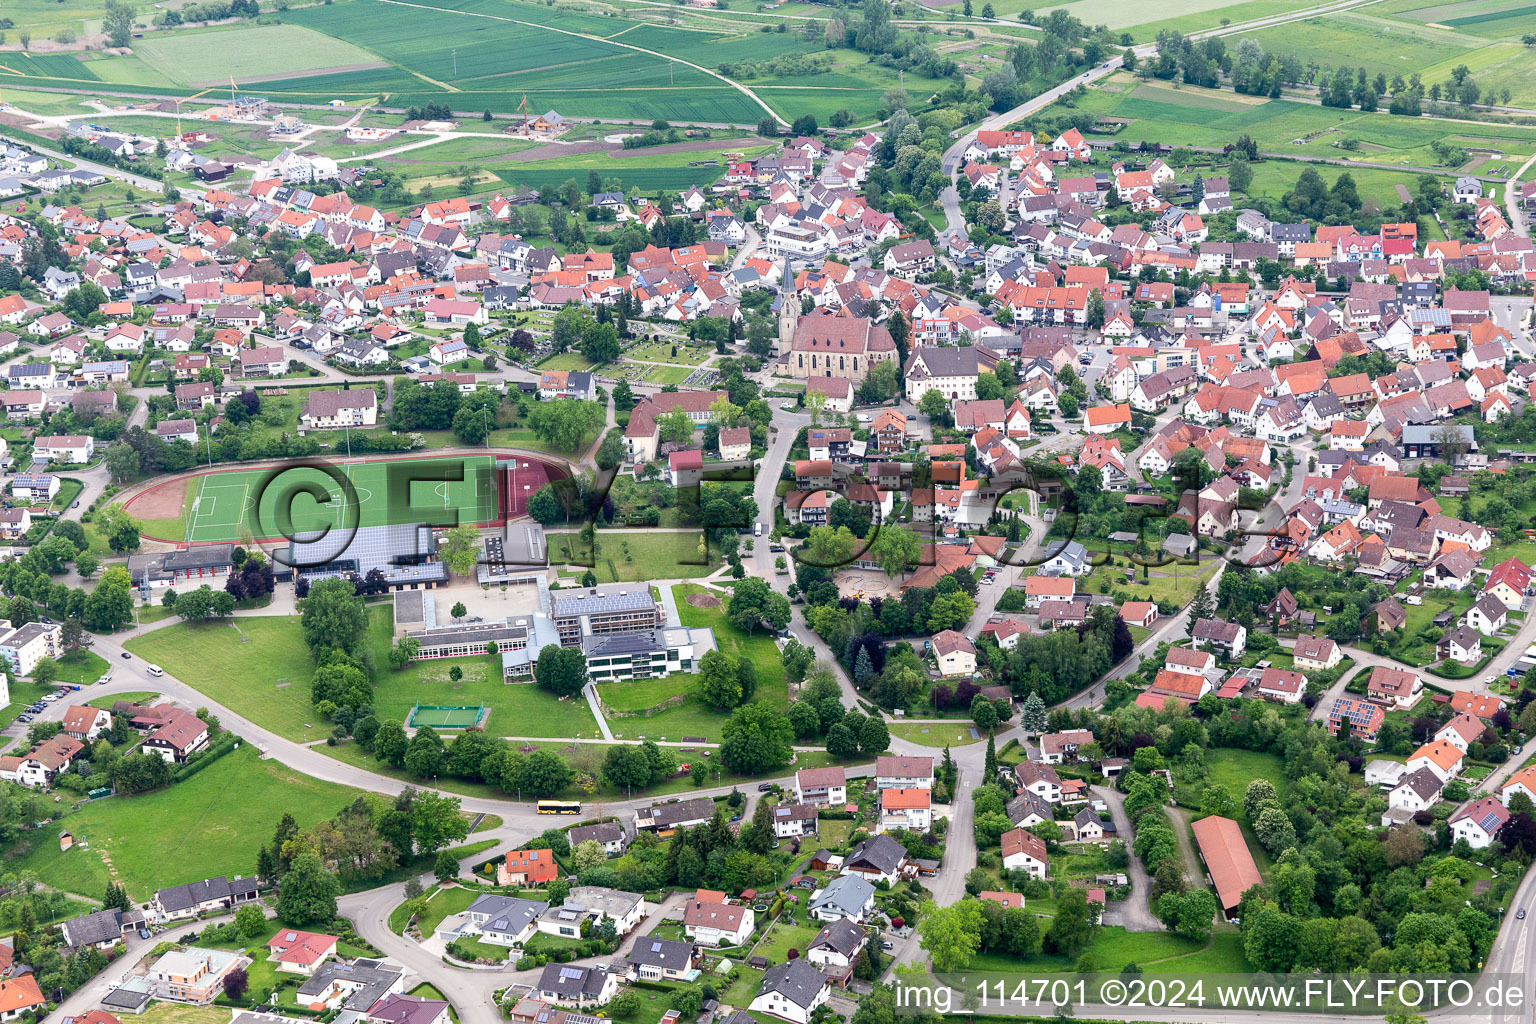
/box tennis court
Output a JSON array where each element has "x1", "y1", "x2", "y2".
[
  {"x1": 407, "y1": 703, "x2": 488, "y2": 729},
  {"x1": 183, "y1": 456, "x2": 499, "y2": 543}
]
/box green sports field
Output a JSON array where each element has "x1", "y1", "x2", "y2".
[{"x1": 181, "y1": 455, "x2": 498, "y2": 543}]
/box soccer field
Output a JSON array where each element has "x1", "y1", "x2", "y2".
[{"x1": 183, "y1": 456, "x2": 499, "y2": 543}]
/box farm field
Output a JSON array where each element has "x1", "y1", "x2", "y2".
[
  {"x1": 0, "y1": 0, "x2": 954, "y2": 122},
  {"x1": 128, "y1": 24, "x2": 388, "y2": 86},
  {"x1": 123, "y1": 609, "x2": 601, "y2": 743},
  {"x1": 1035, "y1": 73, "x2": 1536, "y2": 167},
  {"x1": 4, "y1": 745, "x2": 366, "y2": 900},
  {"x1": 127, "y1": 454, "x2": 499, "y2": 544},
  {"x1": 1023, "y1": 0, "x2": 1319, "y2": 34}
]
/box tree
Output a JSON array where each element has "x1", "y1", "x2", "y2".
[
  {"x1": 300, "y1": 577, "x2": 367, "y2": 657},
  {"x1": 527, "y1": 400, "x2": 605, "y2": 453},
  {"x1": 84, "y1": 566, "x2": 135, "y2": 632},
  {"x1": 1046, "y1": 887, "x2": 1098, "y2": 957},
  {"x1": 870, "y1": 523, "x2": 923, "y2": 578},
  {"x1": 434, "y1": 849, "x2": 460, "y2": 883},
  {"x1": 826, "y1": 722, "x2": 860, "y2": 759},
  {"x1": 1019, "y1": 691, "x2": 1047, "y2": 734},
  {"x1": 860, "y1": 716, "x2": 890, "y2": 754},
  {"x1": 917, "y1": 898, "x2": 983, "y2": 971},
  {"x1": 104, "y1": 442, "x2": 140, "y2": 482},
  {"x1": 223, "y1": 967, "x2": 249, "y2": 1002},
  {"x1": 602, "y1": 744, "x2": 654, "y2": 793},
  {"x1": 534, "y1": 644, "x2": 588, "y2": 697},
  {"x1": 658, "y1": 406, "x2": 694, "y2": 446},
  {"x1": 103, "y1": 882, "x2": 131, "y2": 912},
  {"x1": 728, "y1": 577, "x2": 791, "y2": 635},
  {"x1": 1157, "y1": 888, "x2": 1216, "y2": 940},
  {"x1": 971, "y1": 693, "x2": 999, "y2": 732},
  {"x1": 697, "y1": 649, "x2": 750, "y2": 710},
  {"x1": 1253, "y1": 805, "x2": 1297, "y2": 855},
  {"x1": 791, "y1": 113, "x2": 818, "y2": 136},
  {"x1": 518, "y1": 749, "x2": 575, "y2": 796},
  {"x1": 719, "y1": 702, "x2": 794, "y2": 774},
  {"x1": 225, "y1": 904, "x2": 262, "y2": 939},
  {"x1": 276, "y1": 851, "x2": 342, "y2": 926}
]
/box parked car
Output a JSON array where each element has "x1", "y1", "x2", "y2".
[{"x1": 758, "y1": 782, "x2": 773, "y2": 792}]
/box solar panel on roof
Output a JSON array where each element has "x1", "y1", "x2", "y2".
[
  {"x1": 650, "y1": 942, "x2": 662, "y2": 952},
  {"x1": 560, "y1": 967, "x2": 584, "y2": 979}
]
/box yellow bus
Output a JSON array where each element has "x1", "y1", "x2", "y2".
[{"x1": 537, "y1": 800, "x2": 582, "y2": 815}]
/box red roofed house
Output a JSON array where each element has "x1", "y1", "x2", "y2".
[
  {"x1": 499, "y1": 848, "x2": 558, "y2": 886},
  {"x1": 1448, "y1": 796, "x2": 1510, "y2": 850},
  {"x1": 1366, "y1": 665, "x2": 1422, "y2": 709},
  {"x1": 1001, "y1": 827, "x2": 1048, "y2": 879},
  {"x1": 1083, "y1": 404, "x2": 1132, "y2": 435},
  {"x1": 61, "y1": 705, "x2": 111, "y2": 741},
  {"x1": 267, "y1": 930, "x2": 339, "y2": 975},
  {"x1": 1483, "y1": 557, "x2": 1530, "y2": 610},
  {"x1": 1449, "y1": 690, "x2": 1506, "y2": 721}
]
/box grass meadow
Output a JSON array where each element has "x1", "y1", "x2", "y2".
[
  {"x1": 123, "y1": 608, "x2": 601, "y2": 743},
  {"x1": 4, "y1": 745, "x2": 366, "y2": 900}
]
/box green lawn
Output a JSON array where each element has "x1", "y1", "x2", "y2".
[
  {"x1": 970, "y1": 925, "x2": 1213, "y2": 974},
  {"x1": 674, "y1": 582, "x2": 787, "y2": 678},
  {"x1": 1172, "y1": 749, "x2": 1288, "y2": 824},
  {"x1": 87, "y1": 690, "x2": 157, "y2": 709},
  {"x1": 400, "y1": 885, "x2": 480, "y2": 936},
  {"x1": 889, "y1": 722, "x2": 984, "y2": 747},
  {"x1": 750, "y1": 916, "x2": 822, "y2": 966},
  {"x1": 551, "y1": 532, "x2": 719, "y2": 582},
  {"x1": 592, "y1": 585, "x2": 790, "y2": 744},
  {"x1": 55, "y1": 648, "x2": 110, "y2": 686},
  {"x1": 123, "y1": 608, "x2": 598, "y2": 742},
  {"x1": 4, "y1": 745, "x2": 367, "y2": 900}
]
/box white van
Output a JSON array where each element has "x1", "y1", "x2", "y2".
[
  {"x1": 754, "y1": 522, "x2": 763, "y2": 537},
  {"x1": 146, "y1": 665, "x2": 164, "y2": 677}
]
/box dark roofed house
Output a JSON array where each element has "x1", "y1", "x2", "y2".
[
  {"x1": 369, "y1": 993, "x2": 452, "y2": 1024},
  {"x1": 61, "y1": 907, "x2": 143, "y2": 949},
  {"x1": 567, "y1": 821, "x2": 628, "y2": 855},
  {"x1": 806, "y1": 918, "x2": 867, "y2": 982},
  {"x1": 619, "y1": 935, "x2": 698, "y2": 982},
  {"x1": 843, "y1": 834, "x2": 910, "y2": 883},
  {"x1": 153, "y1": 875, "x2": 261, "y2": 921},
  {"x1": 634, "y1": 797, "x2": 713, "y2": 834},
  {"x1": 535, "y1": 963, "x2": 617, "y2": 1008},
  {"x1": 750, "y1": 959, "x2": 831, "y2": 1024},
  {"x1": 1191, "y1": 618, "x2": 1246, "y2": 659}
]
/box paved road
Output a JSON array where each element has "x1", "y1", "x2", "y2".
[
  {"x1": 1507, "y1": 151, "x2": 1536, "y2": 240},
  {"x1": 939, "y1": 57, "x2": 1125, "y2": 239}
]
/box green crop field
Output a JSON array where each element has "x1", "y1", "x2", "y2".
[
  {"x1": 128, "y1": 24, "x2": 388, "y2": 85},
  {"x1": 0, "y1": 0, "x2": 942, "y2": 123},
  {"x1": 1036, "y1": 73, "x2": 1536, "y2": 166},
  {"x1": 170, "y1": 454, "x2": 497, "y2": 543}
]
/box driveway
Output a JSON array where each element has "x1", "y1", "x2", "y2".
[{"x1": 1092, "y1": 785, "x2": 1160, "y2": 933}]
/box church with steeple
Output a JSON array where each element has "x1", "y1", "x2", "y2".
[{"x1": 776, "y1": 256, "x2": 798, "y2": 357}]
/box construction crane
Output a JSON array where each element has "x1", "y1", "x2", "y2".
[
  {"x1": 518, "y1": 93, "x2": 529, "y2": 135},
  {"x1": 175, "y1": 86, "x2": 214, "y2": 139}
]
